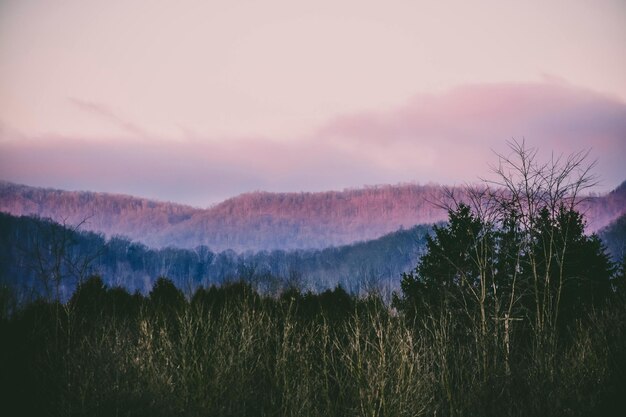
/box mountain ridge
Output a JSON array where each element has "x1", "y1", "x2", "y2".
[{"x1": 1, "y1": 180, "x2": 625, "y2": 252}]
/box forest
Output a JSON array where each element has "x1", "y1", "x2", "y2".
[
  {"x1": 0, "y1": 211, "x2": 431, "y2": 303},
  {"x1": 1, "y1": 143, "x2": 625, "y2": 416}
]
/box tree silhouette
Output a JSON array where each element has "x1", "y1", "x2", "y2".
[
  {"x1": 395, "y1": 141, "x2": 616, "y2": 379},
  {"x1": 395, "y1": 204, "x2": 491, "y2": 324},
  {"x1": 69, "y1": 275, "x2": 107, "y2": 320},
  {"x1": 149, "y1": 277, "x2": 185, "y2": 315}
]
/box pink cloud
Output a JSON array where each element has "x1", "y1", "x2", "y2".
[
  {"x1": 1, "y1": 82, "x2": 625, "y2": 206},
  {"x1": 317, "y1": 82, "x2": 626, "y2": 186}
]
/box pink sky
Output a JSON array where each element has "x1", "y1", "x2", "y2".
[{"x1": 1, "y1": 1, "x2": 625, "y2": 206}]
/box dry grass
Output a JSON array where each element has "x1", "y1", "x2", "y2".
[{"x1": 1, "y1": 288, "x2": 624, "y2": 417}]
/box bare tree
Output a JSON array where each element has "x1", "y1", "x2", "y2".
[
  {"x1": 421, "y1": 139, "x2": 599, "y2": 376},
  {"x1": 485, "y1": 139, "x2": 598, "y2": 348},
  {"x1": 20, "y1": 215, "x2": 105, "y2": 302}
]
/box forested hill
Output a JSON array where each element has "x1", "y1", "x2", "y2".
[
  {"x1": 0, "y1": 182, "x2": 449, "y2": 250},
  {"x1": 0, "y1": 212, "x2": 430, "y2": 298},
  {"x1": 0, "y1": 181, "x2": 201, "y2": 239},
  {"x1": 1, "y1": 180, "x2": 625, "y2": 251},
  {"x1": 599, "y1": 212, "x2": 626, "y2": 261}
]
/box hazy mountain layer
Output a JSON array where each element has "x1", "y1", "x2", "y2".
[
  {"x1": 1, "y1": 180, "x2": 625, "y2": 251},
  {"x1": 0, "y1": 212, "x2": 430, "y2": 298}
]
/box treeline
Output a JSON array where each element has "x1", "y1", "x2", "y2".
[
  {"x1": 0, "y1": 212, "x2": 430, "y2": 304},
  {"x1": 0, "y1": 273, "x2": 624, "y2": 416}
]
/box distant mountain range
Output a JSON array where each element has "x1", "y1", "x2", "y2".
[{"x1": 1, "y1": 180, "x2": 625, "y2": 252}]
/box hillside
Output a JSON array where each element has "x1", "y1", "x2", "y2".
[
  {"x1": 0, "y1": 212, "x2": 430, "y2": 298},
  {"x1": 0, "y1": 180, "x2": 201, "y2": 238},
  {"x1": 599, "y1": 212, "x2": 626, "y2": 262},
  {"x1": 0, "y1": 181, "x2": 447, "y2": 250},
  {"x1": 1, "y1": 180, "x2": 625, "y2": 251}
]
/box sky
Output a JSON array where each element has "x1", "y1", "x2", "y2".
[{"x1": 1, "y1": 0, "x2": 625, "y2": 206}]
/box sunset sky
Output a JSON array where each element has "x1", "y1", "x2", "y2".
[{"x1": 1, "y1": 0, "x2": 625, "y2": 206}]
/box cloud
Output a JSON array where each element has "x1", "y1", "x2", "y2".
[
  {"x1": 1, "y1": 82, "x2": 625, "y2": 206},
  {"x1": 68, "y1": 98, "x2": 153, "y2": 139},
  {"x1": 316, "y1": 82, "x2": 626, "y2": 185}
]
